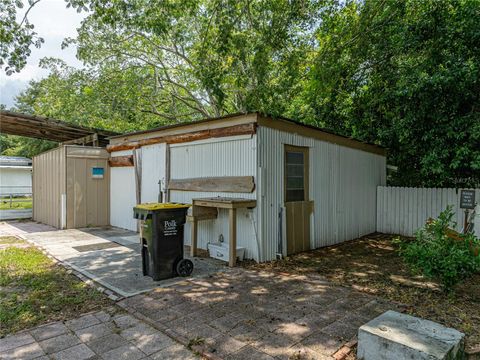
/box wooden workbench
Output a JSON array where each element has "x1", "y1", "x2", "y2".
[{"x1": 189, "y1": 197, "x2": 257, "y2": 267}]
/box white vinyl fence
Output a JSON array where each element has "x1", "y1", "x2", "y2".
[{"x1": 376, "y1": 187, "x2": 480, "y2": 237}]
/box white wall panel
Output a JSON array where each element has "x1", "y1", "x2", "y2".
[
  {"x1": 257, "y1": 127, "x2": 386, "y2": 261},
  {"x1": 110, "y1": 150, "x2": 137, "y2": 231},
  {"x1": 377, "y1": 187, "x2": 480, "y2": 236},
  {"x1": 169, "y1": 135, "x2": 259, "y2": 261},
  {"x1": 141, "y1": 143, "x2": 166, "y2": 203},
  {"x1": 0, "y1": 167, "x2": 32, "y2": 194}
]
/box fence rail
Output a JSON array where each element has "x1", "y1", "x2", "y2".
[
  {"x1": 376, "y1": 186, "x2": 480, "y2": 237},
  {"x1": 0, "y1": 186, "x2": 32, "y2": 209}
]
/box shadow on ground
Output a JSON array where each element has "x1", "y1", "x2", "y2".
[
  {"x1": 1, "y1": 221, "x2": 226, "y2": 298},
  {"x1": 120, "y1": 269, "x2": 401, "y2": 359}
]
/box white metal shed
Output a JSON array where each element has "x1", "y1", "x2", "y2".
[{"x1": 107, "y1": 113, "x2": 386, "y2": 262}]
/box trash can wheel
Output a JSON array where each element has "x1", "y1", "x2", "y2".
[{"x1": 176, "y1": 259, "x2": 194, "y2": 277}]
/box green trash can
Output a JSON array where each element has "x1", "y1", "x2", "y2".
[{"x1": 133, "y1": 203, "x2": 192, "y2": 281}]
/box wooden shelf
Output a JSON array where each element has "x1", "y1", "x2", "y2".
[{"x1": 190, "y1": 197, "x2": 257, "y2": 267}]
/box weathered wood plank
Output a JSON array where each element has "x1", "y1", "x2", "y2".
[
  {"x1": 168, "y1": 176, "x2": 255, "y2": 193},
  {"x1": 108, "y1": 155, "x2": 134, "y2": 167},
  {"x1": 106, "y1": 123, "x2": 256, "y2": 153},
  {"x1": 192, "y1": 205, "x2": 218, "y2": 218}
]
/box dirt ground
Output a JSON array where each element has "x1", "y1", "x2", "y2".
[{"x1": 244, "y1": 233, "x2": 480, "y2": 353}]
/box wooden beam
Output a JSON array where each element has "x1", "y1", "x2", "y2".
[
  {"x1": 106, "y1": 123, "x2": 256, "y2": 153},
  {"x1": 108, "y1": 155, "x2": 134, "y2": 167},
  {"x1": 191, "y1": 217, "x2": 198, "y2": 257},
  {"x1": 193, "y1": 198, "x2": 257, "y2": 209},
  {"x1": 61, "y1": 133, "x2": 98, "y2": 146},
  {"x1": 192, "y1": 205, "x2": 218, "y2": 217},
  {"x1": 168, "y1": 176, "x2": 255, "y2": 193},
  {"x1": 0, "y1": 111, "x2": 118, "y2": 145}
]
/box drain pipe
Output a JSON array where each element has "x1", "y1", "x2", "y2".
[{"x1": 276, "y1": 207, "x2": 283, "y2": 259}]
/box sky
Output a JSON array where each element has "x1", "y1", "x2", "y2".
[{"x1": 0, "y1": 0, "x2": 86, "y2": 108}]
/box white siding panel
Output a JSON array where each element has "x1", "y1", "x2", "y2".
[
  {"x1": 110, "y1": 150, "x2": 137, "y2": 231},
  {"x1": 169, "y1": 135, "x2": 259, "y2": 261},
  {"x1": 141, "y1": 143, "x2": 166, "y2": 203},
  {"x1": 257, "y1": 127, "x2": 386, "y2": 261},
  {"x1": 377, "y1": 187, "x2": 480, "y2": 236},
  {"x1": 0, "y1": 168, "x2": 32, "y2": 195}
]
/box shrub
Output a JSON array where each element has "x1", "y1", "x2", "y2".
[{"x1": 397, "y1": 206, "x2": 480, "y2": 289}]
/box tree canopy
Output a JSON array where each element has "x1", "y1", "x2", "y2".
[{"x1": 1, "y1": 0, "x2": 479, "y2": 187}]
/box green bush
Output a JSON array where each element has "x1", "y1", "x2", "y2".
[{"x1": 397, "y1": 206, "x2": 480, "y2": 289}]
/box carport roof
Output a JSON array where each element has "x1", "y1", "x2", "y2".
[{"x1": 0, "y1": 110, "x2": 119, "y2": 147}]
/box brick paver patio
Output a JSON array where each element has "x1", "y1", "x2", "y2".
[
  {"x1": 118, "y1": 269, "x2": 401, "y2": 359},
  {"x1": 0, "y1": 310, "x2": 197, "y2": 360},
  {"x1": 1, "y1": 221, "x2": 401, "y2": 359}
]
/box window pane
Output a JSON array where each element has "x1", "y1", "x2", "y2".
[
  {"x1": 286, "y1": 152, "x2": 304, "y2": 165},
  {"x1": 287, "y1": 176, "x2": 304, "y2": 189},
  {"x1": 286, "y1": 164, "x2": 303, "y2": 177},
  {"x1": 286, "y1": 149, "x2": 306, "y2": 202}
]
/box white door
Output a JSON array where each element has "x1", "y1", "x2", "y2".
[
  {"x1": 110, "y1": 165, "x2": 137, "y2": 231},
  {"x1": 141, "y1": 143, "x2": 167, "y2": 203}
]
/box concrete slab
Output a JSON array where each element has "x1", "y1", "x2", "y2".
[
  {"x1": 0, "y1": 221, "x2": 56, "y2": 236},
  {"x1": 2, "y1": 221, "x2": 226, "y2": 297},
  {"x1": 357, "y1": 310, "x2": 465, "y2": 360}
]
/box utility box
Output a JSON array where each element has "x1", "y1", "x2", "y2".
[
  {"x1": 33, "y1": 145, "x2": 110, "y2": 229},
  {"x1": 134, "y1": 203, "x2": 192, "y2": 281}
]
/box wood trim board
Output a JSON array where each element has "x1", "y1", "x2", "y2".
[
  {"x1": 168, "y1": 176, "x2": 255, "y2": 193},
  {"x1": 107, "y1": 123, "x2": 256, "y2": 153},
  {"x1": 108, "y1": 155, "x2": 134, "y2": 167}
]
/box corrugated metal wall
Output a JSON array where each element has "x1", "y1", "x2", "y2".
[
  {"x1": 377, "y1": 187, "x2": 480, "y2": 236},
  {"x1": 65, "y1": 146, "x2": 110, "y2": 228},
  {"x1": 33, "y1": 147, "x2": 66, "y2": 228},
  {"x1": 257, "y1": 127, "x2": 386, "y2": 261},
  {"x1": 110, "y1": 150, "x2": 137, "y2": 231},
  {"x1": 169, "y1": 135, "x2": 259, "y2": 260}
]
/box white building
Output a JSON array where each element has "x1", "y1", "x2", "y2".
[
  {"x1": 108, "y1": 113, "x2": 386, "y2": 263},
  {"x1": 0, "y1": 156, "x2": 32, "y2": 196}
]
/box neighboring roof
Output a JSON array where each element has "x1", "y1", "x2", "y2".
[
  {"x1": 109, "y1": 112, "x2": 386, "y2": 156},
  {"x1": 0, "y1": 110, "x2": 120, "y2": 147},
  {"x1": 0, "y1": 156, "x2": 32, "y2": 167}
]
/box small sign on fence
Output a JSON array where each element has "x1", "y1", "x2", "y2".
[{"x1": 460, "y1": 189, "x2": 476, "y2": 209}]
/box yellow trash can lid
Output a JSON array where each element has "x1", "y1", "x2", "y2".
[{"x1": 134, "y1": 202, "x2": 191, "y2": 210}]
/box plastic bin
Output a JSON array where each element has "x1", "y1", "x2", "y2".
[{"x1": 133, "y1": 203, "x2": 192, "y2": 281}]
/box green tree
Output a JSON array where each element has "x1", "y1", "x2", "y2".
[
  {"x1": 307, "y1": 0, "x2": 480, "y2": 187},
  {"x1": 0, "y1": 0, "x2": 44, "y2": 75},
  {"x1": 63, "y1": 0, "x2": 321, "y2": 120}
]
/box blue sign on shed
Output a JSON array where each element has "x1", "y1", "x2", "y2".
[{"x1": 92, "y1": 167, "x2": 104, "y2": 179}]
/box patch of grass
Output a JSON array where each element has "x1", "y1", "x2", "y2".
[
  {"x1": 187, "y1": 336, "x2": 205, "y2": 350},
  {"x1": 0, "y1": 198, "x2": 32, "y2": 210},
  {"x1": 244, "y1": 233, "x2": 480, "y2": 352},
  {"x1": 0, "y1": 245, "x2": 111, "y2": 336},
  {"x1": 0, "y1": 236, "x2": 23, "y2": 245}
]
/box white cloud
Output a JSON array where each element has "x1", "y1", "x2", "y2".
[{"x1": 0, "y1": 0, "x2": 87, "y2": 108}]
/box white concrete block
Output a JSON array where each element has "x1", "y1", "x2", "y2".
[{"x1": 357, "y1": 310, "x2": 464, "y2": 360}]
